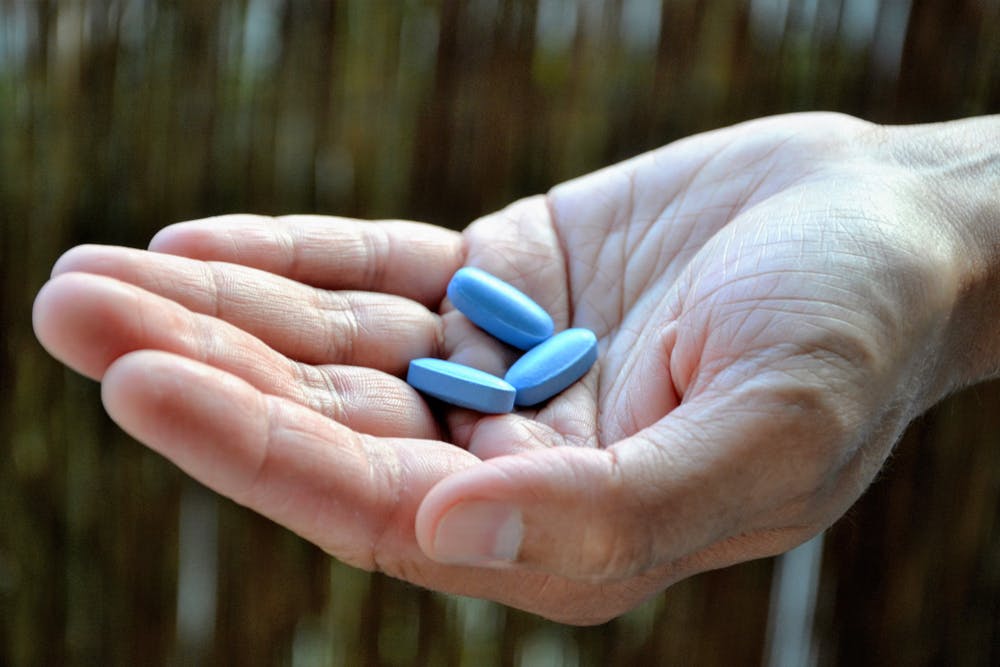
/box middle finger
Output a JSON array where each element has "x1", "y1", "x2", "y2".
[{"x1": 52, "y1": 244, "x2": 444, "y2": 374}]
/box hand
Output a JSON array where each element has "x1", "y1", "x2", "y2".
[{"x1": 32, "y1": 112, "x2": 995, "y2": 624}]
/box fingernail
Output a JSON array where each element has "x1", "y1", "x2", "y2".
[{"x1": 432, "y1": 501, "x2": 522, "y2": 566}]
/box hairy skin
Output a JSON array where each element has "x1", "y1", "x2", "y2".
[{"x1": 33, "y1": 112, "x2": 999, "y2": 624}]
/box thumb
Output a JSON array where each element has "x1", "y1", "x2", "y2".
[
  {"x1": 415, "y1": 388, "x2": 842, "y2": 581},
  {"x1": 414, "y1": 444, "x2": 664, "y2": 578}
]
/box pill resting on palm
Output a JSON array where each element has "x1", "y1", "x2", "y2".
[
  {"x1": 504, "y1": 328, "x2": 598, "y2": 406},
  {"x1": 406, "y1": 358, "x2": 516, "y2": 414},
  {"x1": 406, "y1": 267, "x2": 597, "y2": 413},
  {"x1": 447, "y1": 266, "x2": 554, "y2": 350}
]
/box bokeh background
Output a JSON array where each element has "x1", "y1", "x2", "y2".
[{"x1": 2, "y1": 0, "x2": 999, "y2": 665}]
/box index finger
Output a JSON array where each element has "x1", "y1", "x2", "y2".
[{"x1": 149, "y1": 215, "x2": 464, "y2": 308}]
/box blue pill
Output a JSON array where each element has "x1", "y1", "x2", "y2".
[
  {"x1": 504, "y1": 328, "x2": 598, "y2": 406},
  {"x1": 407, "y1": 358, "x2": 516, "y2": 413},
  {"x1": 447, "y1": 267, "x2": 554, "y2": 350}
]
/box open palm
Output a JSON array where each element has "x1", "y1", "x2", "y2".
[{"x1": 33, "y1": 112, "x2": 957, "y2": 623}]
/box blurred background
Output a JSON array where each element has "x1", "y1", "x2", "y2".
[{"x1": 1, "y1": 0, "x2": 998, "y2": 665}]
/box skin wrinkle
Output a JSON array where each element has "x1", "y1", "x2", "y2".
[
  {"x1": 691, "y1": 337, "x2": 863, "y2": 408},
  {"x1": 368, "y1": 437, "x2": 409, "y2": 576},
  {"x1": 120, "y1": 276, "x2": 298, "y2": 402},
  {"x1": 127, "y1": 282, "x2": 157, "y2": 370},
  {"x1": 728, "y1": 133, "x2": 820, "y2": 216},
  {"x1": 223, "y1": 223, "x2": 244, "y2": 264},
  {"x1": 602, "y1": 324, "x2": 680, "y2": 438},
  {"x1": 684, "y1": 253, "x2": 888, "y2": 314},
  {"x1": 653, "y1": 144, "x2": 719, "y2": 242},
  {"x1": 190, "y1": 303, "x2": 221, "y2": 367},
  {"x1": 586, "y1": 220, "x2": 652, "y2": 334},
  {"x1": 619, "y1": 219, "x2": 666, "y2": 315},
  {"x1": 618, "y1": 169, "x2": 638, "y2": 332},
  {"x1": 203, "y1": 262, "x2": 226, "y2": 320},
  {"x1": 729, "y1": 152, "x2": 784, "y2": 224},
  {"x1": 564, "y1": 226, "x2": 613, "y2": 293},
  {"x1": 300, "y1": 286, "x2": 342, "y2": 365},
  {"x1": 610, "y1": 433, "x2": 715, "y2": 575},
  {"x1": 275, "y1": 220, "x2": 301, "y2": 279},
  {"x1": 507, "y1": 248, "x2": 563, "y2": 308},
  {"x1": 583, "y1": 225, "x2": 616, "y2": 439},
  {"x1": 600, "y1": 329, "x2": 664, "y2": 438},
  {"x1": 720, "y1": 367, "x2": 861, "y2": 459},
  {"x1": 544, "y1": 194, "x2": 575, "y2": 328},
  {"x1": 552, "y1": 193, "x2": 623, "y2": 332},
  {"x1": 808, "y1": 393, "x2": 901, "y2": 512},
  {"x1": 483, "y1": 200, "x2": 571, "y2": 326},
  {"x1": 567, "y1": 216, "x2": 628, "y2": 337},
  {"x1": 150, "y1": 251, "x2": 201, "y2": 306},
  {"x1": 280, "y1": 405, "x2": 366, "y2": 562},
  {"x1": 320, "y1": 290, "x2": 358, "y2": 366},
  {"x1": 362, "y1": 221, "x2": 391, "y2": 296},
  {"x1": 598, "y1": 444, "x2": 659, "y2": 578},
  {"x1": 707, "y1": 296, "x2": 876, "y2": 338},
  {"x1": 464, "y1": 202, "x2": 555, "y2": 303},
  {"x1": 750, "y1": 312, "x2": 881, "y2": 376},
  {"x1": 282, "y1": 300, "x2": 320, "y2": 358},
  {"x1": 214, "y1": 249, "x2": 443, "y2": 369},
  {"x1": 553, "y1": 365, "x2": 601, "y2": 448},
  {"x1": 601, "y1": 193, "x2": 693, "y2": 408},
  {"x1": 514, "y1": 418, "x2": 569, "y2": 451},
  {"x1": 694, "y1": 457, "x2": 810, "y2": 550},
  {"x1": 308, "y1": 365, "x2": 352, "y2": 429},
  {"x1": 239, "y1": 392, "x2": 285, "y2": 511},
  {"x1": 589, "y1": 349, "x2": 609, "y2": 447}
]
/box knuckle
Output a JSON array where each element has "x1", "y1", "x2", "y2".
[
  {"x1": 314, "y1": 290, "x2": 359, "y2": 364},
  {"x1": 575, "y1": 518, "x2": 654, "y2": 581},
  {"x1": 573, "y1": 483, "x2": 657, "y2": 581}
]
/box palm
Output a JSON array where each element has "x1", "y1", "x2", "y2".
[{"x1": 34, "y1": 113, "x2": 945, "y2": 623}]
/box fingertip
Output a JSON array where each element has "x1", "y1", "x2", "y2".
[
  {"x1": 148, "y1": 221, "x2": 198, "y2": 253},
  {"x1": 100, "y1": 349, "x2": 172, "y2": 428},
  {"x1": 32, "y1": 275, "x2": 59, "y2": 337},
  {"x1": 31, "y1": 272, "x2": 141, "y2": 380},
  {"x1": 33, "y1": 273, "x2": 102, "y2": 379},
  {"x1": 50, "y1": 244, "x2": 108, "y2": 278},
  {"x1": 100, "y1": 350, "x2": 267, "y2": 488},
  {"x1": 102, "y1": 348, "x2": 256, "y2": 411},
  {"x1": 148, "y1": 215, "x2": 269, "y2": 255}
]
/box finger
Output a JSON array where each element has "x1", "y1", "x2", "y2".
[
  {"x1": 148, "y1": 215, "x2": 464, "y2": 307},
  {"x1": 33, "y1": 272, "x2": 439, "y2": 438},
  {"x1": 100, "y1": 350, "x2": 478, "y2": 569},
  {"x1": 51, "y1": 244, "x2": 444, "y2": 371},
  {"x1": 99, "y1": 351, "x2": 666, "y2": 625},
  {"x1": 416, "y1": 382, "x2": 848, "y2": 580}
]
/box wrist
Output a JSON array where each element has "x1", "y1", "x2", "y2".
[{"x1": 886, "y1": 116, "x2": 1000, "y2": 395}]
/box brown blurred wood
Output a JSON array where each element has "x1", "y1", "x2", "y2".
[
  {"x1": 817, "y1": 381, "x2": 1000, "y2": 666},
  {"x1": 2, "y1": 1, "x2": 998, "y2": 665},
  {"x1": 895, "y1": 0, "x2": 995, "y2": 122}
]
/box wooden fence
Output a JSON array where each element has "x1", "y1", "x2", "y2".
[{"x1": 1, "y1": 1, "x2": 997, "y2": 664}]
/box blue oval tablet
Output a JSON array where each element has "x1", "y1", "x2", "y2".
[
  {"x1": 504, "y1": 328, "x2": 598, "y2": 406},
  {"x1": 447, "y1": 267, "x2": 554, "y2": 350},
  {"x1": 407, "y1": 358, "x2": 516, "y2": 413}
]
